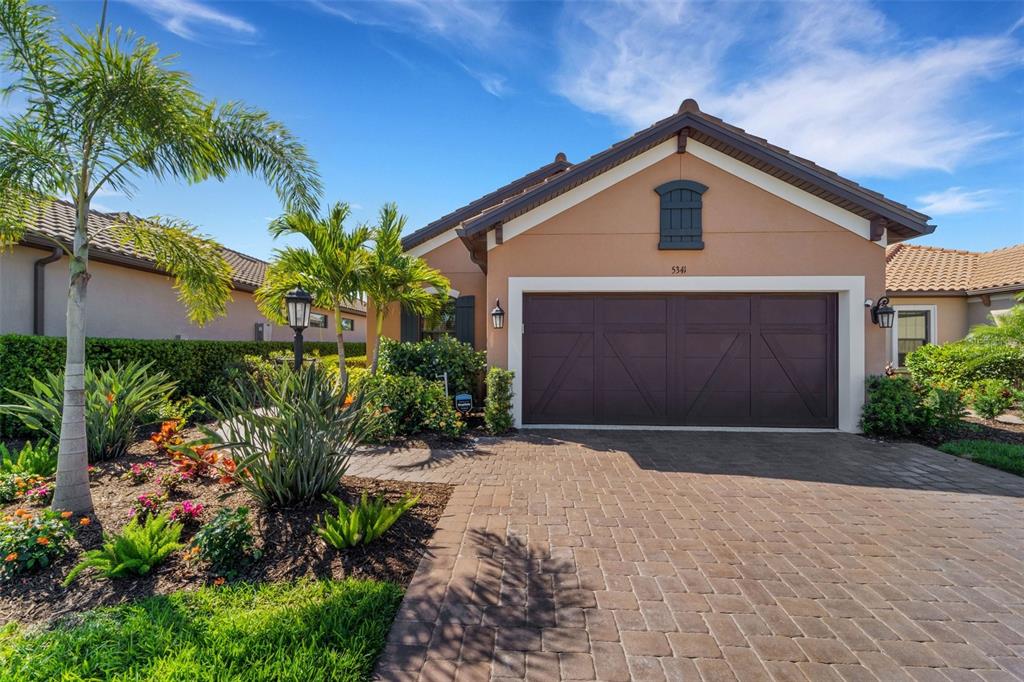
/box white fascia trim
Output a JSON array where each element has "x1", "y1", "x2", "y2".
[
  {"x1": 506, "y1": 275, "x2": 866, "y2": 434},
  {"x1": 406, "y1": 228, "x2": 459, "y2": 258},
  {"x1": 495, "y1": 139, "x2": 678, "y2": 248},
  {"x1": 686, "y1": 139, "x2": 877, "y2": 244},
  {"x1": 889, "y1": 304, "x2": 938, "y2": 367}
]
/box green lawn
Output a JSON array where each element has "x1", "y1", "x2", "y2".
[
  {"x1": 938, "y1": 439, "x2": 1024, "y2": 477},
  {"x1": 0, "y1": 579, "x2": 402, "y2": 682}
]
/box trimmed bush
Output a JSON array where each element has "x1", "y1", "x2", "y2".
[
  {"x1": 484, "y1": 367, "x2": 515, "y2": 435},
  {"x1": 969, "y1": 378, "x2": 1015, "y2": 419},
  {"x1": 905, "y1": 341, "x2": 1024, "y2": 393},
  {"x1": 860, "y1": 375, "x2": 928, "y2": 438},
  {"x1": 357, "y1": 373, "x2": 465, "y2": 443},
  {"x1": 0, "y1": 334, "x2": 365, "y2": 436},
  {"x1": 378, "y1": 336, "x2": 485, "y2": 396}
]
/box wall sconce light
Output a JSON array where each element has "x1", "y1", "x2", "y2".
[
  {"x1": 491, "y1": 299, "x2": 505, "y2": 329},
  {"x1": 870, "y1": 296, "x2": 895, "y2": 329}
]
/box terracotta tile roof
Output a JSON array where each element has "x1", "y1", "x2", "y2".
[
  {"x1": 886, "y1": 242, "x2": 1024, "y2": 294},
  {"x1": 20, "y1": 200, "x2": 367, "y2": 314}
]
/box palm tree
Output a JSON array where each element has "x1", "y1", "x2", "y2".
[
  {"x1": 0, "y1": 0, "x2": 321, "y2": 513},
  {"x1": 363, "y1": 203, "x2": 450, "y2": 373},
  {"x1": 967, "y1": 292, "x2": 1024, "y2": 347},
  {"x1": 256, "y1": 203, "x2": 369, "y2": 384}
]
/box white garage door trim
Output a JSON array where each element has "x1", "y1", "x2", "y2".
[{"x1": 507, "y1": 275, "x2": 866, "y2": 433}]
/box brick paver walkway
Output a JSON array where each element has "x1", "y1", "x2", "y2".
[{"x1": 351, "y1": 431, "x2": 1024, "y2": 681}]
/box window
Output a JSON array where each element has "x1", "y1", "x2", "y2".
[
  {"x1": 341, "y1": 318, "x2": 355, "y2": 332},
  {"x1": 420, "y1": 297, "x2": 456, "y2": 341},
  {"x1": 309, "y1": 312, "x2": 328, "y2": 329},
  {"x1": 655, "y1": 180, "x2": 708, "y2": 250},
  {"x1": 895, "y1": 309, "x2": 932, "y2": 366}
]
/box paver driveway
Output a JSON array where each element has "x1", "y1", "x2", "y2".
[{"x1": 349, "y1": 432, "x2": 1024, "y2": 681}]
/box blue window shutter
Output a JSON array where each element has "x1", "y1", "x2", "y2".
[
  {"x1": 655, "y1": 180, "x2": 707, "y2": 250},
  {"x1": 455, "y1": 296, "x2": 475, "y2": 347}
]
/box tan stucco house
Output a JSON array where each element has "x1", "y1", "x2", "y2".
[
  {"x1": 0, "y1": 200, "x2": 367, "y2": 343},
  {"x1": 372, "y1": 99, "x2": 936, "y2": 432},
  {"x1": 885, "y1": 243, "x2": 1024, "y2": 367}
]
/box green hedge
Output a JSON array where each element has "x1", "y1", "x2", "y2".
[
  {"x1": 0, "y1": 335, "x2": 366, "y2": 437},
  {"x1": 905, "y1": 341, "x2": 1024, "y2": 392}
]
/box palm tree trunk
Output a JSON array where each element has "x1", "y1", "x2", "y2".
[
  {"x1": 370, "y1": 312, "x2": 385, "y2": 374},
  {"x1": 334, "y1": 305, "x2": 347, "y2": 389},
  {"x1": 52, "y1": 200, "x2": 94, "y2": 513}
]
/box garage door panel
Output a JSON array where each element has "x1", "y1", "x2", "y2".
[{"x1": 522, "y1": 293, "x2": 836, "y2": 427}]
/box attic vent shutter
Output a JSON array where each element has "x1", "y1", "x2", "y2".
[
  {"x1": 655, "y1": 180, "x2": 708, "y2": 250},
  {"x1": 400, "y1": 307, "x2": 421, "y2": 343},
  {"x1": 454, "y1": 296, "x2": 475, "y2": 347}
]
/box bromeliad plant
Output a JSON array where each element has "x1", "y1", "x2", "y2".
[
  {"x1": 192, "y1": 363, "x2": 364, "y2": 507},
  {"x1": 317, "y1": 492, "x2": 419, "y2": 549},
  {"x1": 63, "y1": 512, "x2": 184, "y2": 585},
  {"x1": 0, "y1": 508, "x2": 73, "y2": 579},
  {"x1": 1, "y1": 362, "x2": 176, "y2": 462}
]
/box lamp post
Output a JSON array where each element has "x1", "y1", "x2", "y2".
[
  {"x1": 491, "y1": 299, "x2": 505, "y2": 329},
  {"x1": 285, "y1": 286, "x2": 313, "y2": 371}
]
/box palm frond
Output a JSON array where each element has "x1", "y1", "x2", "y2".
[
  {"x1": 0, "y1": 0, "x2": 60, "y2": 107},
  {"x1": 110, "y1": 215, "x2": 233, "y2": 326}
]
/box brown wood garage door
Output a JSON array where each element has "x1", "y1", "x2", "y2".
[{"x1": 522, "y1": 293, "x2": 837, "y2": 428}]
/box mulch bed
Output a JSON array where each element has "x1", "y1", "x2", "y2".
[
  {"x1": 0, "y1": 430, "x2": 452, "y2": 628},
  {"x1": 911, "y1": 411, "x2": 1024, "y2": 448}
]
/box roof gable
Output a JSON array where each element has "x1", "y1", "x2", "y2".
[{"x1": 459, "y1": 99, "x2": 933, "y2": 245}]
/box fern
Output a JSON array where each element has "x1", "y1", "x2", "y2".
[
  {"x1": 317, "y1": 492, "x2": 418, "y2": 549},
  {"x1": 63, "y1": 513, "x2": 184, "y2": 586}
]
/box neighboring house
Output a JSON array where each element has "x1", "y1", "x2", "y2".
[
  {"x1": 373, "y1": 98, "x2": 935, "y2": 432},
  {"x1": 885, "y1": 243, "x2": 1024, "y2": 367},
  {"x1": 0, "y1": 200, "x2": 367, "y2": 343}
]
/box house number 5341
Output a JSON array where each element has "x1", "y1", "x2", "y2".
[{"x1": 671, "y1": 265, "x2": 687, "y2": 274}]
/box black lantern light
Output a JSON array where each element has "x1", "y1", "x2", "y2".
[
  {"x1": 870, "y1": 296, "x2": 895, "y2": 329},
  {"x1": 284, "y1": 286, "x2": 313, "y2": 370},
  {"x1": 491, "y1": 299, "x2": 505, "y2": 329}
]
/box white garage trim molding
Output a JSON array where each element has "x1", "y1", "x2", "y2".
[{"x1": 506, "y1": 275, "x2": 867, "y2": 433}]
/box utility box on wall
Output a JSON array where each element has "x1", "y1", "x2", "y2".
[{"x1": 254, "y1": 322, "x2": 271, "y2": 342}]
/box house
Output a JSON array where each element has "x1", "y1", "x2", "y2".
[
  {"x1": 885, "y1": 243, "x2": 1024, "y2": 367},
  {"x1": 371, "y1": 99, "x2": 935, "y2": 432},
  {"x1": 0, "y1": 200, "x2": 367, "y2": 343}
]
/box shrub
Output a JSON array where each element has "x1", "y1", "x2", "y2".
[
  {"x1": 0, "y1": 334, "x2": 365, "y2": 437},
  {"x1": 191, "y1": 507, "x2": 259, "y2": 575},
  {"x1": 484, "y1": 367, "x2": 515, "y2": 434},
  {"x1": 195, "y1": 364, "x2": 362, "y2": 507},
  {"x1": 860, "y1": 375, "x2": 928, "y2": 437},
  {"x1": 317, "y1": 492, "x2": 418, "y2": 549},
  {"x1": 969, "y1": 378, "x2": 1015, "y2": 419},
  {"x1": 0, "y1": 441, "x2": 57, "y2": 477},
  {"x1": 63, "y1": 512, "x2": 184, "y2": 585},
  {"x1": 938, "y1": 440, "x2": 1024, "y2": 476},
  {"x1": 1, "y1": 362, "x2": 176, "y2": 462},
  {"x1": 22, "y1": 482, "x2": 53, "y2": 507},
  {"x1": 357, "y1": 373, "x2": 465, "y2": 443},
  {"x1": 128, "y1": 493, "x2": 165, "y2": 519},
  {"x1": 157, "y1": 471, "x2": 189, "y2": 494},
  {"x1": 906, "y1": 341, "x2": 1024, "y2": 392},
  {"x1": 922, "y1": 387, "x2": 967, "y2": 431},
  {"x1": 0, "y1": 475, "x2": 16, "y2": 504},
  {"x1": 120, "y1": 461, "x2": 157, "y2": 485},
  {"x1": 168, "y1": 500, "x2": 204, "y2": 526},
  {"x1": 0, "y1": 509, "x2": 73, "y2": 580},
  {"x1": 378, "y1": 336, "x2": 486, "y2": 396},
  {"x1": 0, "y1": 474, "x2": 48, "y2": 505}
]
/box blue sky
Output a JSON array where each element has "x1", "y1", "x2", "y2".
[{"x1": 44, "y1": 0, "x2": 1024, "y2": 259}]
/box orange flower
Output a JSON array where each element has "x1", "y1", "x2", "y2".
[
  {"x1": 4, "y1": 553, "x2": 17, "y2": 562},
  {"x1": 213, "y1": 577, "x2": 225, "y2": 586},
  {"x1": 106, "y1": 392, "x2": 115, "y2": 403},
  {"x1": 79, "y1": 517, "x2": 91, "y2": 526},
  {"x1": 36, "y1": 536, "x2": 50, "y2": 545},
  {"x1": 60, "y1": 511, "x2": 73, "y2": 519}
]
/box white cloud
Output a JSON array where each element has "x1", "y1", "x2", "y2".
[
  {"x1": 459, "y1": 63, "x2": 509, "y2": 97},
  {"x1": 309, "y1": 0, "x2": 505, "y2": 51},
  {"x1": 123, "y1": 0, "x2": 257, "y2": 41},
  {"x1": 554, "y1": 0, "x2": 1022, "y2": 177},
  {"x1": 916, "y1": 187, "x2": 998, "y2": 215}
]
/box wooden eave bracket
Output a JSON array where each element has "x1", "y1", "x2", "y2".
[
  {"x1": 869, "y1": 217, "x2": 888, "y2": 241},
  {"x1": 677, "y1": 126, "x2": 691, "y2": 154},
  {"x1": 458, "y1": 228, "x2": 490, "y2": 274}
]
